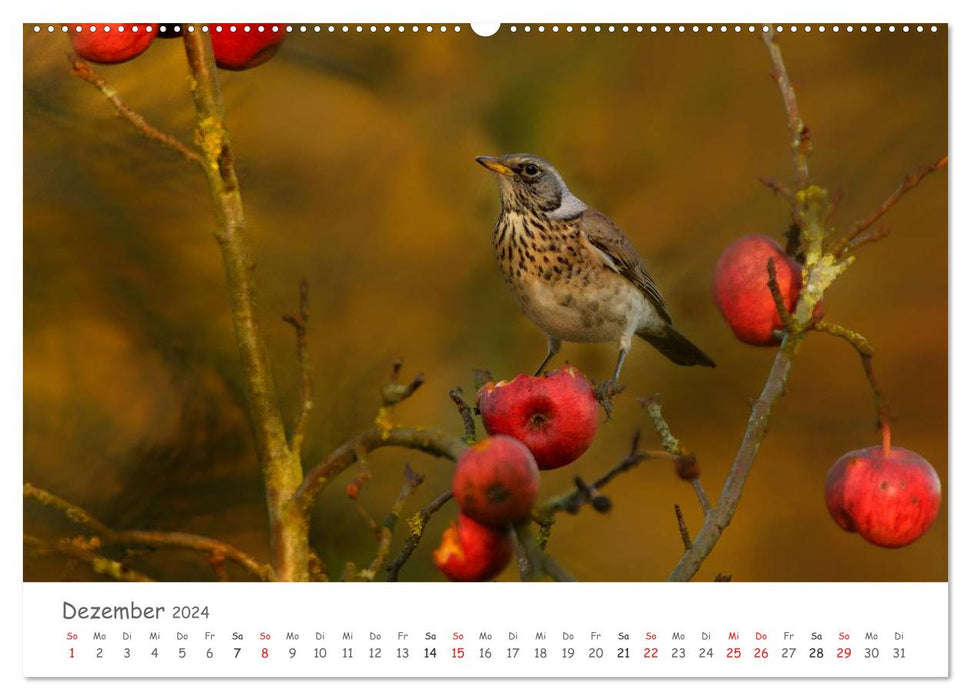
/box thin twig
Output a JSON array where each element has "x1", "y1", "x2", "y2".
[
  {"x1": 762, "y1": 27, "x2": 811, "y2": 190},
  {"x1": 385, "y1": 489, "x2": 453, "y2": 581},
  {"x1": 639, "y1": 396, "x2": 711, "y2": 514},
  {"x1": 514, "y1": 523, "x2": 573, "y2": 582},
  {"x1": 813, "y1": 321, "x2": 892, "y2": 430},
  {"x1": 691, "y1": 480, "x2": 712, "y2": 515},
  {"x1": 449, "y1": 387, "x2": 477, "y2": 444},
  {"x1": 843, "y1": 224, "x2": 891, "y2": 253},
  {"x1": 759, "y1": 176, "x2": 794, "y2": 203},
  {"x1": 295, "y1": 426, "x2": 467, "y2": 512},
  {"x1": 668, "y1": 338, "x2": 796, "y2": 581},
  {"x1": 824, "y1": 186, "x2": 844, "y2": 225},
  {"x1": 640, "y1": 395, "x2": 684, "y2": 456},
  {"x1": 70, "y1": 57, "x2": 203, "y2": 168},
  {"x1": 833, "y1": 156, "x2": 948, "y2": 257},
  {"x1": 24, "y1": 534, "x2": 155, "y2": 582},
  {"x1": 382, "y1": 359, "x2": 425, "y2": 407},
  {"x1": 766, "y1": 258, "x2": 794, "y2": 331},
  {"x1": 283, "y1": 279, "x2": 313, "y2": 456},
  {"x1": 24, "y1": 483, "x2": 269, "y2": 580},
  {"x1": 674, "y1": 504, "x2": 692, "y2": 551},
  {"x1": 535, "y1": 430, "x2": 679, "y2": 548},
  {"x1": 357, "y1": 465, "x2": 424, "y2": 580}
]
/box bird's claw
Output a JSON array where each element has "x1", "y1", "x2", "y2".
[{"x1": 595, "y1": 378, "x2": 625, "y2": 419}]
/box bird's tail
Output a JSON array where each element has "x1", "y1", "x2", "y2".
[{"x1": 637, "y1": 326, "x2": 716, "y2": 368}]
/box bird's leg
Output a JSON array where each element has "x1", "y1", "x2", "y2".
[
  {"x1": 595, "y1": 338, "x2": 630, "y2": 418},
  {"x1": 610, "y1": 346, "x2": 629, "y2": 384},
  {"x1": 534, "y1": 336, "x2": 562, "y2": 376}
]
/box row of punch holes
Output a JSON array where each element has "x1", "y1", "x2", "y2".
[{"x1": 34, "y1": 24, "x2": 939, "y2": 35}]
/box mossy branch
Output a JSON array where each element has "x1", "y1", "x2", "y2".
[
  {"x1": 182, "y1": 28, "x2": 307, "y2": 581},
  {"x1": 24, "y1": 534, "x2": 155, "y2": 582},
  {"x1": 24, "y1": 483, "x2": 270, "y2": 580}
]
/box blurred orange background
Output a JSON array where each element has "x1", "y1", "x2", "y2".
[{"x1": 23, "y1": 25, "x2": 947, "y2": 582}]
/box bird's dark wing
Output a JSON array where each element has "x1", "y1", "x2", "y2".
[{"x1": 578, "y1": 208, "x2": 672, "y2": 324}]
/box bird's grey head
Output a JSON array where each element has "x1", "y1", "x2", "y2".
[{"x1": 476, "y1": 153, "x2": 586, "y2": 219}]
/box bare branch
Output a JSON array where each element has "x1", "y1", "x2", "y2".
[
  {"x1": 691, "y1": 480, "x2": 712, "y2": 515},
  {"x1": 762, "y1": 27, "x2": 811, "y2": 189},
  {"x1": 382, "y1": 359, "x2": 425, "y2": 407},
  {"x1": 813, "y1": 320, "x2": 892, "y2": 430},
  {"x1": 833, "y1": 156, "x2": 948, "y2": 257},
  {"x1": 385, "y1": 489, "x2": 453, "y2": 581},
  {"x1": 759, "y1": 176, "x2": 794, "y2": 203},
  {"x1": 24, "y1": 483, "x2": 270, "y2": 580},
  {"x1": 449, "y1": 387, "x2": 477, "y2": 444},
  {"x1": 674, "y1": 504, "x2": 692, "y2": 551},
  {"x1": 640, "y1": 395, "x2": 684, "y2": 456},
  {"x1": 356, "y1": 464, "x2": 424, "y2": 581},
  {"x1": 70, "y1": 57, "x2": 203, "y2": 168},
  {"x1": 766, "y1": 257, "x2": 794, "y2": 331},
  {"x1": 515, "y1": 523, "x2": 574, "y2": 582},
  {"x1": 24, "y1": 534, "x2": 155, "y2": 582},
  {"x1": 536, "y1": 430, "x2": 672, "y2": 545},
  {"x1": 282, "y1": 278, "x2": 313, "y2": 456},
  {"x1": 183, "y1": 28, "x2": 306, "y2": 581},
  {"x1": 295, "y1": 426, "x2": 467, "y2": 512},
  {"x1": 667, "y1": 339, "x2": 796, "y2": 581},
  {"x1": 639, "y1": 396, "x2": 711, "y2": 514}
]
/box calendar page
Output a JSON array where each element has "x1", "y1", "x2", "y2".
[{"x1": 19, "y1": 6, "x2": 952, "y2": 689}]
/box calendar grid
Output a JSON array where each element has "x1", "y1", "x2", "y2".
[{"x1": 23, "y1": 582, "x2": 948, "y2": 678}]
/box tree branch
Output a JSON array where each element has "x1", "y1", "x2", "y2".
[
  {"x1": 449, "y1": 387, "x2": 477, "y2": 444},
  {"x1": 762, "y1": 27, "x2": 811, "y2": 190},
  {"x1": 283, "y1": 278, "x2": 313, "y2": 456},
  {"x1": 296, "y1": 426, "x2": 467, "y2": 513},
  {"x1": 534, "y1": 429, "x2": 674, "y2": 548},
  {"x1": 665, "y1": 29, "x2": 936, "y2": 583},
  {"x1": 813, "y1": 320, "x2": 892, "y2": 430},
  {"x1": 514, "y1": 522, "x2": 574, "y2": 582},
  {"x1": 758, "y1": 176, "x2": 794, "y2": 203},
  {"x1": 832, "y1": 156, "x2": 948, "y2": 257},
  {"x1": 24, "y1": 534, "x2": 155, "y2": 582},
  {"x1": 385, "y1": 489, "x2": 453, "y2": 581},
  {"x1": 766, "y1": 257, "x2": 795, "y2": 331},
  {"x1": 24, "y1": 483, "x2": 269, "y2": 580},
  {"x1": 355, "y1": 464, "x2": 424, "y2": 581},
  {"x1": 182, "y1": 28, "x2": 307, "y2": 581},
  {"x1": 70, "y1": 57, "x2": 203, "y2": 168},
  {"x1": 640, "y1": 396, "x2": 711, "y2": 514},
  {"x1": 674, "y1": 504, "x2": 692, "y2": 551},
  {"x1": 668, "y1": 338, "x2": 797, "y2": 581}
]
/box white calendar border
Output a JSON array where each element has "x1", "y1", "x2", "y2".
[{"x1": 4, "y1": 0, "x2": 965, "y2": 696}]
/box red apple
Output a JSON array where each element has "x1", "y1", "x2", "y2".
[
  {"x1": 433, "y1": 514, "x2": 514, "y2": 582},
  {"x1": 476, "y1": 366, "x2": 598, "y2": 471},
  {"x1": 70, "y1": 25, "x2": 158, "y2": 64},
  {"x1": 712, "y1": 234, "x2": 803, "y2": 345},
  {"x1": 825, "y1": 431, "x2": 941, "y2": 548},
  {"x1": 452, "y1": 435, "x2": 540, "y2": 528},
  {"x1": 210, "y1": 24, "x2": 285, "y2": 70}
]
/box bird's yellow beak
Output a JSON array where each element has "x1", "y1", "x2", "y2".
[{"x1": 476, "y1": 155, "x2": 515, "y2": 177}]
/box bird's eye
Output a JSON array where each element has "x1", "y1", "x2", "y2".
[{"x1": 522, "y1": 163, "x2": 540, "y2": 177}]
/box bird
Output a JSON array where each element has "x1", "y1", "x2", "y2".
[{"x1": 476, "y1": 153, "x2": 715, "y2": 399}]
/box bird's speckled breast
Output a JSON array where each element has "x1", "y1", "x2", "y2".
[{"x1": 493, "y1": 212, "x2": 654, "y2": 342}]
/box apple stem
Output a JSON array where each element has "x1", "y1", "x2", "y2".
[{"x1": 881, "y1": 422, "x2": 892, "y2": 456}]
